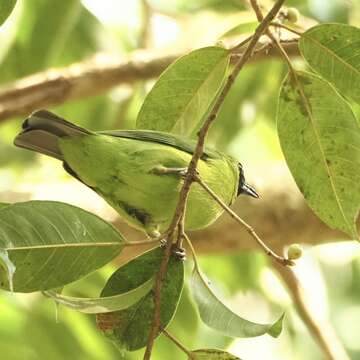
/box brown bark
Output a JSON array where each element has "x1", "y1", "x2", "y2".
[{"x1": 0, "y1": 42, "x2": 299, "y2": 122}]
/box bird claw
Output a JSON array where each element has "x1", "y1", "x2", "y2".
[
  {"x1": 172, "y1": 246, "x2": 186, "y2": 261},
  {"x1": 159, "y1": 238, "x2": 167, "y2": 248}
]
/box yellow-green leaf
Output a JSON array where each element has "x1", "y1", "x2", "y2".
[
  {"x1": 136, "y1": 46, "x2": 230, "y2": 136},
  {"x1": 0, "y1": 0, "x2": 16, "y2": 26},
  {"x1": 191, "y1": 267, "x2": 283, "y2": 338},
  {"x1": 191, "y1": 349, "x2": 242, "y2": 359},
  {"x1": 300, "y1": 24, "x2": 360, "y2": 104},
  {"x1": 43, "y1": 277, "x2": 154, "y2": 314},
  {"x1": 277, "y1": 71, "x2": 360, "y2": 240},
  {"x1": 96, "y1": 247, "x2": 184, "y2": 351},
  {"x1": 0, "y1": 201, "x2": 125, "y2": 292}
]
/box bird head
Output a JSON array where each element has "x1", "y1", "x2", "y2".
[{"x1": 237, "y1": 164, "x2": 259, "y2": 198}]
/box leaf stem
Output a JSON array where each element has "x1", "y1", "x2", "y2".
[
  {"x1": 229, "y1": 34, "x2": 253, "y2": 54},
  {"x1": 270, "y1": 22, "x2": 303, "y2": 36},
  {"x1": 124, "y1": 239, "x2": 159, "y2": 247},
  {"x1": 194, "y1": 175, "x2": 294, "y2": 266},
  {"x1": 251, "y1": 2, "x2": 297, "y2": 79},
  {"x1": 182, "y1": 232, "x2": 200, "y2": 271},
  {"x1": 162, "y1": 329, "x2": 193, "y2": 358}
]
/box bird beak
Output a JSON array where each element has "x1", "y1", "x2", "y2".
[{"x1": 241, "y1": 183, "x2": 259, "y2": 198}]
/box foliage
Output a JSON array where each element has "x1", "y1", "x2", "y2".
[
  {"x1": 137, "y1": 46, "x2": 230, "y2": 136},
  {"x1": 190, "y1": 349, "x2": 242, "y2": 359},
  {"x1": 97, "y1": 247, "x2": 184, "y2": 351},
  {"x1": 0, "y1": 0, "x2": 16, "y2": 26},
  {"x1": 0, "y1": 201, "x2": 125, "y2": 292},
  {"x1": 191, "y1": 266, "x2": 283, "y2": 338},
  {"x1": 278, "y1": 71, "x2": 360, "y2": 240}
]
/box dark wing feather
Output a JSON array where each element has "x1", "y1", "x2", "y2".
[{"x1": 97, "y1": 130, "x2": 221, "y2": 159}]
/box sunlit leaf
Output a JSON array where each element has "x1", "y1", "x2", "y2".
[
  {"x1": 0, "y1": 201, "x2": 125, "y2": 292},
  {"x1": 300, "y1": 24, "x2": 360, "y2": 104},
  {"x1": 277, "y1": 71, "x2": 360, "y2": 240},
  {"x1": 219, "y1": 21, "x2": 258, "y2": 39},
  {"x1": 0, "y1": 0, "x2": 16, "y2": 26},
  {"x1": 191, "y1": 349, "x2": 241, "y2": 359},
  {"x1": 191, "y1": 267, "x2": 283, "y2": 338},
  {"x1": 96, "y1": 247, "x2": 184, "y2": 351},
  {"x1": 43, "y1": 277, "x2": 154, "y2": 314},
  {"x1": 0, "y1": 0, "x2": 87, "y2": 83},
  {"x1": 136, "y1": 46, "x2": 230, "y2": 136}
]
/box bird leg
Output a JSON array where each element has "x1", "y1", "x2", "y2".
[
  {"x1": 156, "y1": 229, "x2": 186, "y2": 261},
  {"x1": 171, "y1": 244, "x2": 186, "y2": 261}
]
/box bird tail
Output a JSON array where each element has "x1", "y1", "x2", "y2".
[{"x1": 14, "y1": 110, "x2": 91, "y2": 160}]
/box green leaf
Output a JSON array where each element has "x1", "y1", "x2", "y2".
[
  {"x1": 219, "y1": 21, "x2": 258, "y2": 39},
  {"x1": 191, "y1": 349, "x2": 242, "y2": 359},
  {"x1": 0, "y1": 203, "x2": 9, "y2": 210},
  {"x1": 0, "y1": 0, "x2": 86, "y2": 83},
  {"x1": 96, "y1": 247, "x2": 184, "y2": 351},
  {"x1": 0, "y1": 201, "x2": 125, "y2": 292},
  {"x1": 190, "y1": 267, "x2": 283, "y2": 338},
  {"x1": 43, "y1": 277, "x2": 154, "y2": 314},
  {"x1": 136, "y1": 46, "x2": 230, "y2": 136},
  {"x1": 277, "y1": 71, "x2": 360, "y2": 240},
  {"x1": 0, "y1": 0, "x2": 16, "y2": 26},
  {"x1": 299, "y1": 24, "x2": 360, "y2": 104}
]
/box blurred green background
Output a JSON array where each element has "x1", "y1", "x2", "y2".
[{"x1": 0, "y1": 0, "x2": 359, "y2": 359}]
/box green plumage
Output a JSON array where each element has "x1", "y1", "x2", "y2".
[{"x1": 14, "y1": 110, "x2": 256, "y2": 236}]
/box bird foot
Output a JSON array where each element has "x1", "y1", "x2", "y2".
[
  {"x1": 172, "y1": 246, "x2": 186, "y2": 261},
  {"x1": 159, "y1": 238, "x2": 167, "y2": 247}
]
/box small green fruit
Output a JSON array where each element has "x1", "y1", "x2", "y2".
[
  {"x1": 286, "y1": 8, "x2": 300, "y2": 23},
  {"x1": 287, "y1": 244, "x2": 303, "y2": 260}
]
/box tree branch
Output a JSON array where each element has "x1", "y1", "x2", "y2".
[
  {"x1": 143, "y1": 1, "x2": 286, "y2": 358},
  {"x1": 0, "y1": 41, "x2": 299, "y2": 123},
  {"x1": 0, "y1": 52, "x2": 180, "y2": 122},
  {"x1": 274, "y1": 263, "x2": 351, "y2": 360}
]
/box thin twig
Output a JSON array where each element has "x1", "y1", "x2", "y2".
[
  {"x1": 270, "y1": 21, "x2": 303, "y2": 36},
  {"x1": 252, "y1": 1, "x2": 298, "y2": 78},
  {"x1": 142, "y1": 232, "x2": 174, "y2": 360},
  {"x1": 123, "y1": 239, "x2": 159, "y2": 247},
  {"x1": 229, "y1": 34, "x2": 253, "y2": 54},
  {"x1": 182, "y1": 232, "x2": 200, "y2": 271},
  {"x1": 250, "y1": 1, "x2": 299, "y2": 85},
  {"x1": 194, "y1": 174, "x2": 293, "y2": 266},
  {"x1": 162, "y1": 329, "x2": 193, "y2": 358},
  {"x1": 143, "y1": 1, "x2": 287, "y2": 358},
  {"x1": 139, "y1": 0, "x2": 152, "y2": 48},
  {"x1": 250, "y1": 1, "x2": 350, "y2": 359}
]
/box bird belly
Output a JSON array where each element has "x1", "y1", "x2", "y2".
[{"x1": 59, "y1": 134, "x2": 237, "y2": 235}]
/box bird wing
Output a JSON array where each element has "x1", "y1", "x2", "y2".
[{"x1": 97, "y1": 129, "x2": 221, "y2": 160}]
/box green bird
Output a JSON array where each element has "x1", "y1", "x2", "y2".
[{"x1": 14, "y1": 110, "x2": 258, "y2": 237}]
